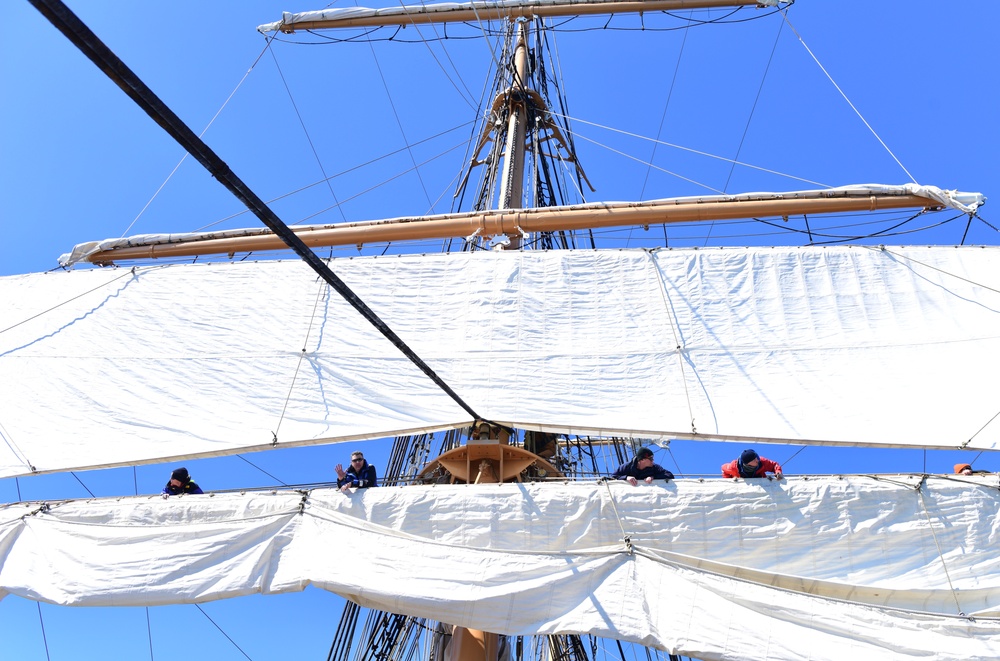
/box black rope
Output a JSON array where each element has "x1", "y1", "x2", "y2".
[
  {"x1": 36, "y1": 602, "x2": 52, "y2": 661},
  {"x1": 195, "y1": 604, "x2": 255, "y2": 661},
  {"x1": 236, "y1": 454, "x2": 290, "y2": 487},
  {"x1": 146, "y1": 607, "x2": 155, "y2": 661},
  {"x1": 70, "y1": 471, "x2": 95, "y2": 498},
  {"x1": 30, "y1": 0, "x2": 482, "y2": 423}
]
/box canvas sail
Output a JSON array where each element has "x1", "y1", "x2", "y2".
[
  {"x1": 2, "y1": 477, "x2": 998, "y2": 660},
  {"x1": 2, "y1": 244, "x2": 999, "y2": 479}
]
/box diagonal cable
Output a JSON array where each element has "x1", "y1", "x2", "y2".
[{"x1": 32, "y1": 0, "x2": 482, "y2": 423}]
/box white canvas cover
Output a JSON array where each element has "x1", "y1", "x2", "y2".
[
  {"x1": 2, "y1": 245, "x2": 1000, "y2": 479},
  {"x1": 1, "y1": 477, "x2": 998, "y2": 660}
]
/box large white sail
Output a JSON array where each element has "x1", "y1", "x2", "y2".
[
  {"x1": 2, "y1": 244, "x2": 999, "y2": 479},
  {"x1": 3, "y1": 477, "x2": 998, "y2": 660}
]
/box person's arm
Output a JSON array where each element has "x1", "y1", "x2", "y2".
[
  {"x1": 338, "y1": 468, "x2": 359, "y2": 489},
  {"x1": 653, "y1": 465, "x2": 674, "y2": 481},
  {"x1": 363, "y1": 465, "x2": 378, "y2": 488},
  {"x1": 761, "y1": 458, "x2": 783, "y2": 478},
  {"x1": 721, "y1": 461, "x2": 738, "y2": 478},
  {"x1": 187, "y1": 482, "x2": 204, "y2": 495},
  {"x1": 611, "y1": 463, "x2": 629, "y2": 480}
]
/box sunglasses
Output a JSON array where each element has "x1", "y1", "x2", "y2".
[{"x1": 351, "y1": 458, "x2": 365, "y2": 463}]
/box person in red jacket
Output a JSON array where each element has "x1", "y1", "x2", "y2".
[{"x1": 722, "y1": 449, "x2": 783, "y2": 479}]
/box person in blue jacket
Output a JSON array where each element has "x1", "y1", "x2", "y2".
[
  {"x1": 612, "y1": 447, "x2": 674, "y2": 485},
  {"x1": 336, "y1": 451, "x2": 378, "y2": 492},
  {"x1": 161, "y1": 467, "x2": 204, "y2": 497}
]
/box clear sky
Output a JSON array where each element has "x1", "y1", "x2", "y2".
[{"x1": 1, "y1": 0, "x2": 998, "y2": 659}]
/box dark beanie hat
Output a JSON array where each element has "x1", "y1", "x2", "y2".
[
  {"x1": 740, "y1": 449, "x2": 759, "y2": 464},
  {"x1": 636, "y1": 447, "x2": 654, "y2": 460},
  {"x1": 171, "y1": 467, "x2": 190, "y2": 482}
]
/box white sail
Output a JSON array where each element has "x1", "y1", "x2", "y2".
[
  {"x1": 2, "y1": 477, "x2": 998, "y2": 660},
  {"x1": 2, "y1": 244, "x2": 999, "y2": 479}
]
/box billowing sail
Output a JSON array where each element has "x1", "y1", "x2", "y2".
[
  {"x1": 2, "y1": 477, "x2": 999, "y2": 660},
  {"x1": 2, "y1": 244, "x2": 999, "y2": 478}
]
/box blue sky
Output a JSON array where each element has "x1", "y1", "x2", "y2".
[{"x1": 1, "y1": 0, "x2": 999, "y2": 659}]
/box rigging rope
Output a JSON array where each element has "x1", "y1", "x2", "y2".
[
  {"x1": 118, "y1": 33, "x2": 277, "y2": 239},
  {"x1": 599, "y1": 478, "x2": 633, "y2": 554},
  {"x1": 195, "y1": 604, "x2": 256, "y2": 660},
  {"x1": 273, "y1": 275, "x2": 330, "y2": 445},
  {"x1": 265, "y1": 44, "x2": 347, "y2": 223},
  {"x1": 548, "y1": 110, "x2": 829, "y2": 188},
  {"x1": 190, "y1": 122, "x2": 474, "y2": 233},
  {"x1": 638, "y1": 12, "x2": 691, "y2": 204},
  {"x1": 781, "y1": 14, "x2": 918, "y2": 185},
  {"x1": 915, "y1": 481, "x2": 967, "y2": 618},
  {"x1": 359, "y1": 25, "x2": 436, "y2": 214},
  {"x1": 236, "y1": 454, "x2": 290, "y2": 487},
  {"x1": 646, "y1": 250, "x2": 698, "y2": 436},
  {"x1": 145, "y1": 607, "x2": 154, "y2": 661},
  {"x1": 36, "y1": 602, "x2": 52, "y2": 661},
  {"x1": 29, "y1": 0, "x2": 483, "y2": 424}
]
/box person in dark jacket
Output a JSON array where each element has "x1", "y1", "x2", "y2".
[
  {"x1": 161, "y1": 467, "x2": 204, "y2": 497},
  {"x1": 336, "y1": 451, "x2": 378, "y2": 492},
  {"x1": 722, "y1": 449, "x2": 783, "y2": 479},
  {"x1": 612, "y1": 447, "x2": 674, "y2": 485}
]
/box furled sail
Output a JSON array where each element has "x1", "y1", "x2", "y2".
[
  {"x1": 2, "y1": 477, "x2": 999, "y2": 660},
  {"x1": 56, "y1": 185, "x2": 986, "y2": 266},
  {"x1": 2, "y1": 245, "x2": 999, "y2": 479},
  {"x1": 258, "y1": 0, "x2": 788, "y2": 33}
]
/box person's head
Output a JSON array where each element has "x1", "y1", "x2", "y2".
[
  {"x1": 955, "y1": 463, "x2": 973, "y2": 476},
  {"x1": 738, "y1": 449, "x2": 759, "y2": 476},
  {"x1": 350, "y1": 452, "x2": 366, "y2": 467},
  {"x1": 635, "y1": 447, "x2": 654, "y2": 468},
  {"x1": 169, "y1": 467, "x2": 189, "y2": 488}
]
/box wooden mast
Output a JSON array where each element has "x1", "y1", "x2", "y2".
[{"x1": 496, "y1": 22, "x2": 531, "y2": 249}]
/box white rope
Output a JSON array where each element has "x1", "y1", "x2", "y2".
[
  {"x1": 119, "y1": 36, "x2": 277, "y2": 237},
  {"x1": 646, "y1": 250, "x2": 698, "y2": 436},
  {"x1": 781, "y1": 13, "x2": 918, "y2": 185},
  {"x1": 916, "y1": 479, "x2": 967, "y2": 617},
  {"x1": 548, "y1": 109, "x2": 829, "y2": 188}
]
